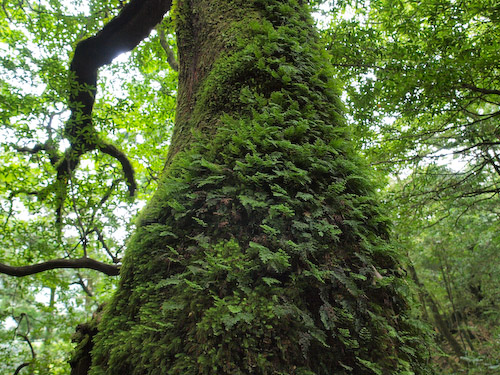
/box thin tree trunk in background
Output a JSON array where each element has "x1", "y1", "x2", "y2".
[
  {"x1": 43, "y1": 287, "x2": 56, "y2": 345},
  {"x1": 438, "y1": 248, "x2": 478, "y2": 352},
  {"x1": 408, "y1": 262, "x2": 465, "y2": 358}
]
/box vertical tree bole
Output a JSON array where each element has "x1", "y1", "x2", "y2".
[{"x1": 73, "y1": 1, "x2": 432, "y2": 374}]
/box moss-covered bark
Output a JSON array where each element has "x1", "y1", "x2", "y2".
[{"x1": 85, "y1": 0, "x2": 432, "y2": 374}]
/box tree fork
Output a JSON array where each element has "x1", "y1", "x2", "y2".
[{"x1": 55, "y1": 0, "x2": 174, "y2": 216}]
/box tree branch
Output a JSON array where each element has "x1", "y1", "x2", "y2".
[
  {"x1": 56, "y1": 0, "x2": 173, "y2": 214},
  {"x1": 93, "y1": 228, "x2": 120, "y2": 264},
  {"x1": 13, "y1": 143, "x2": 46, "y2": 154},
  {"x1": 13, "y1": 333, "x2": 36, "y2": 375},
  {"x1": 0, "y1": 257, "x2": 120, "y2": 277},
  {"x1": 13, "y1": 363, "x2": 30, "y2": 375},
  {"x1": 452, "y1": 141, "x2": 500, "y2": 155},
  {"x1": 98, "y1": 142, "x2": 137, "y2": 196},
  {"x1": 66, "y1": 0, "x2": 174, "y2": 146},
  {"x1": 462, "y1": 83, "x2": 500, "y2": 96},
  {"x1": 157, "y1": 25, "x2": 178, "y2": 72},
  {"x1": 72, "y1": 274, "x2": 94, "y2": 297},
  {"x1": 17, "y1": 334, "x2": 36, "y2": 360},
  {"x1": 12, "y1": 141, "x2": 61, "y2": 165}
]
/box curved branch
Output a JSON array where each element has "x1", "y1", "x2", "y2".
[
  {"x1": 462, "y1": 83, "x2": 500, "y2": 96},
  {"x1": 17, "y1": 334, "x2": 36, "y2": 360},
  {"x1": 13, "y1": 333, "x2": 36, "y2": 375},
  {"x1": 13, "y1": 363, "x2": 30, "y2": 375},
  {"x1": 57, "y1": 0, "x2": 174, "y2": 211},
  {"x1": 98, "y1": 142, "x2": 136, "y2": 196},
  {"x1": 0, "y1": 257, "x2": 120, "y2": 277}
]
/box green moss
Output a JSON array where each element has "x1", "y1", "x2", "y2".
[{"x1": 87, "y1": 0, "x2": 432, "y2": 374}]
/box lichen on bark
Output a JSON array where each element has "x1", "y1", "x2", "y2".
[{"x1": 83, "y1": 0, "x2": 432, "y2": 374}]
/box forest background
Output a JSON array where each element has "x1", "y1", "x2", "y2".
[{"x1": 0, "y1": 0, "x2": 498, "y2": 373}]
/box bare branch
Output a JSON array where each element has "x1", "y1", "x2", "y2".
[
  {"x1": 13, "y1": 363, "x2": 30, "y2": 375},
  {"x1": 17, "y1": 334, "x2": 36, "y2": 360},
  {"x1": 72, "y1": 274, "x2": 94, "y2": 297},
  {"x1": 462, "y1": 83, "x2": 500, "y2": 96},
  {"x1": 452, "y1": 141, "x2": 500, "y2": 155},
  {"x1": 383, "y1": 110, "x2": 499, "y2": 143},
  {"x1": 0, "y1": 257, "x2": 120, "y2": 277},
  {"x1": 13, "y1": 313, "x2": 31, "y2": 336},
  {"x1": 13, "y1": 333, "x2": 36, "y2": 375},
  {"x1": 93, "y1": 228, "x2": 120, "y2": 264},
  {"x1": 371, "y1": 140, "x2": 500, "y2": 167}
]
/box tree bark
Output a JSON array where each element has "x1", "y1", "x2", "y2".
[{"x1": 76, "y1": 1, "x2": 432, "y2": 374}]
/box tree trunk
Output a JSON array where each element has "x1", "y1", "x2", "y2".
[
  {"x1": 76, "y1": 1, "x2": 431, "y2": 374},
  {"x1": 408, "y1": 262, "x2": 465, "y2": 359}
]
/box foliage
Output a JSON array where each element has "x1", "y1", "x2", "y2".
[
  {"x1": 0, "y1": 0, "x2": 176, "y2": 372},
  {"x1": 320, "y1": 0, "x2": 500, "y2": 372},
  {"x1": 324, "y1": 0, "x2": 499, "y2": 200},
  {"x1": 388, "y1": 169, "x2": 500, "y2": 374}
]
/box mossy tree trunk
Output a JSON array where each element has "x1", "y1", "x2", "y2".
[{"x1": 75, "y1": 0, "x2": 431, "y2": 374}]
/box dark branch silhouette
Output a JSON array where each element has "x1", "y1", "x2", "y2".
[
  {"x1": 98, "y1": 142, "x2": 137, "y2": 195},
  {"x1": 72, "y1": 274, "x2": 95, "y2": 297},
  {"x1": 55, "y1": 0, "x2": 173, "y2": 217},
  {"x1": 13, "y1": 363, "x2": 30, "y2": 375},
  {"x1": 0, "y1": 257, "x2": 120, "y2": 277},
  {"x1": 13, "y1": 333, "x2": 36, "y2": 375},
  {"x1": 462, "y1": 83, "x2": 500, "y2": 96}
]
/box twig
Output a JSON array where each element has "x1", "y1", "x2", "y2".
[
  {"x1": 13, "y1": 333, "x2": 36, "y2": 375},
  {"x1": 73, "y1": 273, "x2": 94, "y2": 297}
]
